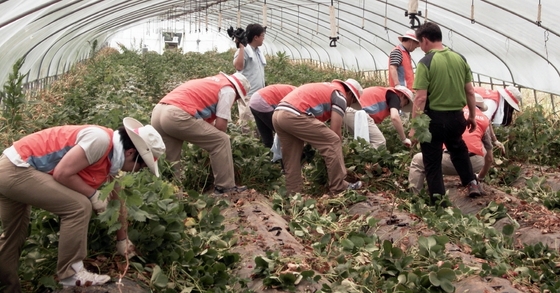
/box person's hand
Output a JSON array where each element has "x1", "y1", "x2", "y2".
[
  {"x1": 89, "y1": 190, "x2": 107, "y2": 214},
  {"x1": 494, "y1": 140, "x2": 506, "y2": 155},
  {"x1": 467, "y1": 117, "x2": 477, "y2": 132},
  {"x1": 116, "y1": 238, "x2": 136, "y2": 258},
  {"x1": 402, "y1": 138, "x2": 412, "y2": 148}
]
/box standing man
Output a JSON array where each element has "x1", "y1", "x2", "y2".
[
  {"x1": 409, "y1": 94, "x2": 493, "y2": 194},
  {"x1": 151, "y1": 72, "x2": 250, "y2": 194},
  {"x1": 408, "y1": 22, "x2": 482, "y2": 203},
  {"x1": 343, "y1": 85, "x2": 414, "y2": 149},
  {"x1": 249, "y1": 84, "x2": 296, "y2": 148},
  {"x1": 0, "y1": 117, "x2": 165, "y2": 291},
  {"x1": 233, "y1": 23, "x2": 266, "y2": 125},
  {"x1": 272, "y1": 79, "x2": 364, "y2": 195},
  {"x1": 388, "y1": 29, "x2": 419, "y2": 90}
]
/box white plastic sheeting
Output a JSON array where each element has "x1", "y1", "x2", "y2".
[{"x1": 0, "y1": 0, "x2": 558, "y2": 96}]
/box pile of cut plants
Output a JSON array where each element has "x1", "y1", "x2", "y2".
[{"x1": 1, "y1": 45, "x2": 560, "y2": 293}]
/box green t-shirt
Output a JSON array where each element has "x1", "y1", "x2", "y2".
[{"x1": 413, "y1": 47, "x2": 473, "y2": 111}]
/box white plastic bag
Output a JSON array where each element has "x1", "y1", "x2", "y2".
[
  {"x1": 271, "y1": 133, "x2": 282, "y2": 162},
  {"x1": 353, "y1": 110, "x2": 370, "y2": 143}
]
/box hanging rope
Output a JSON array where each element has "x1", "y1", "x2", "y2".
[
  {"x1": 236, "y1": 0, "x2": 241, "y2": 28},
  {"x1": 280, "y1": 7, "x2": 283, "y2": 30},
  {"x1": 448, "y1": 30, "x2": 454, "y2": 49},
  {"x1": 544, "y1": 30, "x2": 550, "y2": 63},
  {"x1": 297, "y1": 5, "x2": 300, "y2": 35},
  {"x1": 361, "y1": 0, "x2": 365, "y2": 29},
  {"x1": 263, "y1": 0, "x2": 267, "y2": 29},
  {"x1": 384, "y1": 0, "x2": 388, "y2": 30},
  {"x1": 329, "y1": 0, "x2": 338, "y2": 47},
  {"x1": 425, "y1": 0, "x2": 428, "y2": 23},
  {"x1": 218, "y1": 2, "x2": 222, "y2": 32},
  {"x1": 536, "y1": 0, "x2": 542, "y2": 26},
  {"x1": 470, "y1": 0, "x2": 475, "y2": 24},
  {"x1": 316, "y1": 3, "x2": 320, "y2": 34},
  {"x1": 189, "y1": 0, "x2": 192, "y2": 33},
  {"x1": 205, "y1": 0, "x2": 208, "y2": 32}
]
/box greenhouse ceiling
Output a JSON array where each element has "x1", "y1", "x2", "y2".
[{"x1": 1, "y1": 0, "x2": 559, "y2": 96}]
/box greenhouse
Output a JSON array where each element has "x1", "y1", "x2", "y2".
[{"x1": 1, "y1": 0, "x2": 560, "y2": 292}]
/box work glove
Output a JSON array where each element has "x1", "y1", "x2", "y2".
[
  {"x1": 116, "y1": 238, "x2": 136, "y2": 259},
  {"x1": 402, "y1": 138, "x2": 412, "y2": 148},
  {"x1": 89, "y1": 190, "x2": 107, "y2": 214},
  {"x1": 494, "y1": 140, "x2": 505, "y2": 155}
]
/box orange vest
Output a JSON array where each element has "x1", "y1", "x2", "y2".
[
  {"x1": 388, "y1": 45, "x2": 414, "y2": 90},
  {"x1": 258, "y1": 84, "x2": 296, "y2": 108},
  {"x1": 13, "y1": 126, "x2": 113, "y2": 189},
  {"x1": 461, "y1": 107, "x2": 490, "y2": 156},
  {"x1": 360, "y1": 87, "x2": 399, "y2": 124},
  {"x1": 474, "y1": 87, "x2": 500, "y2": 107},
  {"x1": 282, "y1": 82, "x2": 346, "y2": 122},
  {"x1": 160, "y1": 74, "x2": 235, "y2": 124}
]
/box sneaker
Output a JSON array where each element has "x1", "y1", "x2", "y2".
[
  {"x1": 59, "y1": 267, "x2": 110, "y2": 288},
  {"x1": 467, "y1": 182, "x2": 482, "y2": 198},
  {"x1": 347, "y1": 181, "x2": 363, "y2": 190},
  {"x1": 214, "y1": 185, "x2": 248, "y2": 195}
]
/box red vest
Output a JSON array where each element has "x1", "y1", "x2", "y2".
[
  {"x1": 160, "y1": 74, "x2": 235, "y2": 124},
  {"x1": 474, "y1": 87, "x2": 500, "y2": 107},
  {"x1": 258, "y1": 84, "x2": 296, "y2": 108},
  {"x1": 360, "y1": 87, "x2": 398, "y2": 124},
  {"x1": 13, "y1": 126, "x2": 113, "y2": 189},
  {"x1": 461, "y1": 107, "x2": 490, "y2": 156},
  {"x1": 388, "y1": 45, "x2": 414, "y2": 90},
  {"x1": 282, "y1": 82, "x2": 346, "y2": 122}
]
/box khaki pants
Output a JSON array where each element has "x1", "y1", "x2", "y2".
[
  {"x1": 237, "y1": 98, "x2": 255, "y2": 125},
  {"x1": 272, "y1": 110, "x2": 348, "y2": 194},
  {"x1": 409, "y1": 152, "x2": 484, "y2": 194},
  {"x1": 343, "y1": 108, "x2": 386, "y2": 149},
  {"x1": 0, "y1": 155, "x2": 92, "y2": 292},
  {"x1": 151, "y1": 104, "x2": 236, "y2": 189}
]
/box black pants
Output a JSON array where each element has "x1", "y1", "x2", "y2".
[
  {"x1": 250, "y1": 107, "x2": 275, "y2": 148},
  {"x1": 420, "y1": 110, "x2": 475, "y2": 196}
]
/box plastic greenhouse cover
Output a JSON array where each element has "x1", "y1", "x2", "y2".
[{"x1": 0, "y1": 0, "x2": 559, "y2": 96}]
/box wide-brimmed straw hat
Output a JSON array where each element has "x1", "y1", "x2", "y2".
[
  {"x1": 123, "y1": 117, "x2": 166, "y2": 177},
  {"x1": 220, "y1": 72, "x2": 251, "y2": 106},
  {"x1": 497, "y1": 86, "x2": 521, "y2": 111},
  {"x1": 394, "y1": 85, "x2": 415, "y2": 112},
  {"x1": 333, "y1": 78, "x2": 364, "y2": 107},
  {"x1": 475, "y1": 93, "x2": 488, "y2": 112},
  {"x1": 398, "y1": 29, "x2": 419, "y2": 43}
]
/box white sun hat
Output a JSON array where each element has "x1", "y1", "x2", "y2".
[
  {"x1": 220, "y1": 72, "x2": 251, "y2": 106},
  {"x1": 398, "y1": 29, "x2": 419, "y2": 43},
  {"x1": 333, "y1": 78, "x2": 364, "y2": 106},
  {"x1": 474, "y1": 93, "x2": 488, "y2": 112},
  {"x1": 497, "y1": 86, "x2": 521, "y2": 111},
  {"x1": 123, "y1": 117, "x2": 166, "y2": 177},
  {"x1": 394, "y1": 85, "x2": 415, "y2": 113}
]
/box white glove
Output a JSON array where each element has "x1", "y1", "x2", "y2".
[
  {"x1": 494, "y1": 140, "x2": 505, "y2": 155},
  {"x1": 116, "y1": 239, "x2": 136, "y2": 258},
  {"x1": 89, "y1": 190, "x2": 107, "y2": 214},
  {"x1": 402, "y1": 138, "x2": 412, "y2": 147}
]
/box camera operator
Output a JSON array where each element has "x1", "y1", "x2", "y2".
[{"x1": 233, "y1": 23, "x2": 266, "y2": 129}]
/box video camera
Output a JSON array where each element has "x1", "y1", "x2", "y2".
[{"x1": 226, "y1": 26, "x2": 248, "y2": 48}]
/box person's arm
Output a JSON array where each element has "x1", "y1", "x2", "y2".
[
  {"x1": 215, "y1": 87, "x2": 237, "y2": 131},
  {"x1": 52, "y1": 145, "x2": 97, "y2": 197},
  {"x1": 465, "y1": 82, "x2": 477, "y2": 132},
  {"x1": 477, "y1": 130, "x2": 494, "y2": 180},
  {"x1": 390, "y1": 108, "x2": 408, "y2": 141},
  {"x1": 388, "y1": 49, "x2": 402, "y2": 86},
  {"x1": 389, "y1": 65, "x2": 399, "y2": 87},
  {"x1": 233, "y1": 46, "x2": 245, "y2": 71},
  {"x1": 488, "y1": 124, "x2": 505, "y2": 155},
  {"x1": 214, "y1": 117, "x2": 228, "y2": 132},
  {"x1": 408, "y1": 89, "x2": 427, "y2": 139},
  {"x1": 330, "y1": 112, "x2": 343, "y2": 140}
]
